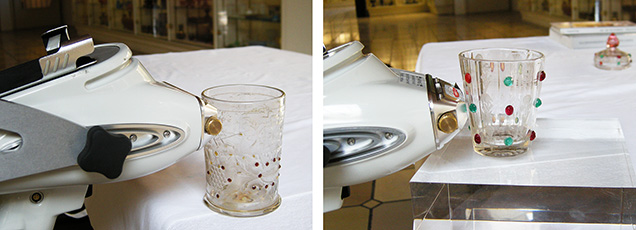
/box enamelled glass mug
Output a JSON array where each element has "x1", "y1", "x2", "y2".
[
  {"x1": 459, "y1": 48, "x2": 545, "y2": 157},
  {"x1": 201, "y1": 84, "x2": 286, "y2": 217}
]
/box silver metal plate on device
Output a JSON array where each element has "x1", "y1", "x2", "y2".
[
  {"x1": 324, "y1": 127, "x2": 406, "y2": 167},
  {"x1": 39, "y1": 35, "x2": 95, "y2": 76},
  {"x1": 391, "y1": 68, "x2": 464, "y2": 149}
]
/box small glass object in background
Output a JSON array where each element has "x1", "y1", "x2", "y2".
[
  {"x1": 594, "y1": 33, "x2": 632, "y2": 70},
  {"x1": 201, "y1": 84, "x2": 285, "y2": 217},
  {"x1": 459, "y1": 48, "x2": 545, "y2": 157}
]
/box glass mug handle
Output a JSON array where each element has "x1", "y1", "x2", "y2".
[{"x1": 158, "y1": 81, "x2": 223, "y2": 136}]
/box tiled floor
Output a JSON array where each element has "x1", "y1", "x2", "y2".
[
  {"x1": 324, "y1": 6, "x2": 548, "y2": 71},
  {"x1": 324, "y1": 165, "x2": 417, "y2": 230},
  {"x1": 0, "y1": 27, "x2": 50, "y2": 71},
  {"x1": 323, "y1": 6, "x2": 549, "y2": 230}
]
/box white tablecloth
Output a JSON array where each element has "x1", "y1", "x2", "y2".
[
  {"x1": 416, "y1": 36, "x2": 636, "y2": 171},
  {"x1": 84, "y1": 46, "x2": 312, "y2": 230}
]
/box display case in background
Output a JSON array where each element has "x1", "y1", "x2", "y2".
[
  {"x1": 173, "y1": 0, "x2": 215, "y2": 44},
  {"x1": 93, "y1": 0, "x2": 109, "y2": 27},
  {"x1": 517, "y1": 0, "x2": 636, "y2": 27},
  {"x1": 71, "y1": 0, "x2": 281, "y2": 53},
  {"x1": 113, "y1": 0, "x2": 134, "y2": 32},
  {"x1": 139, "y1": 0, "x2": 169, "y2": 38},
  {"x1": 219, "y1": 0, "x2": 281, "y2": 48}
]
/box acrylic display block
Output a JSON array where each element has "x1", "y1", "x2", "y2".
[{"x1": 410, "y1": 118, "x2": 636, "y2": 228}]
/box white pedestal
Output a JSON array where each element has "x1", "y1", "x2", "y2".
[{"x1": 411, "y1": 118, "x2": 636, "y2": 229}]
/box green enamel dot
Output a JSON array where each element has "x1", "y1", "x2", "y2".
[
  {"x1": 630, "y1": 54, "x2": 632, "y2": 57},
  {"x1": 469, "y1": 104, "x2": 477, "y2": 113},
  {"x1": 503, "y1": 77, "x2": 513, "y2": 86},
  {"x1": 618, "y1": 62, "x2": 621, "y2": 65},
  {"x1": 600, "y1": 54, "x2": 604, "y2": 58},
  {"x1": 534, "y1": 98, "x2": 542, "y2": 108},
  {"x1": 504, "y1": 137, "x2": 513, "y2": 146},
  {"x1": 468, "y1": 125, "x2": 471, "y2": 130},
  {"x1": 460, "y1": 104, "x2": 467, "y2": 112}
]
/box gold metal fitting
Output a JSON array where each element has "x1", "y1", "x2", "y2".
[
  {"x1": 437, "y1": 112, "x2": 458, "y2": 134},
  {"x1": 205, "y1": 117, "x2": 222, "y2": 135}
]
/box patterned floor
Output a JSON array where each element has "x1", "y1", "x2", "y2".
[{"x1": 0, "y1": 27, "x2": 50, "y2": 71}]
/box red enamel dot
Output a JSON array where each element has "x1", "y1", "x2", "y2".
[
  {"x1": 258, "y1": 174, "x2": 262, "y2": 178},
  {"x1": 474, "y1": 134, "x2": 481, "y2": 144},
  {"x1": 465, "y1": 73, "x2": 472, "y2": 83},
  {"x1": 272, "y1": 182, "x2": 275, "y2": 186},
  {"x1": 265, "y1": 185, "x2": 269, "y2": 189},
  {"x1": 216, "y1": 194, "x2": 219, "y2": 198},
  {"x1": 273, "y1": 158, "x2": 276, "y2": 162},
  {"x1": 255, "y1": 162, "x2": 259, "y2": 167},
  {"x1": 600, "y1": 61, "x2": 603, "y2": 66},
  {"x1": 538, "y1": 71, "x2": 546, "y2": 81},
  {"x1": 505, "y1": 105, "x2": 514, "y2": 115},
  {"x1": 530, "y1": 131, "x2": 536, "y2": 141},
  {"x1": 452, "y1": 88, "x2": 460, "y2": 97},
  {"x1": 221, "y1": 166, "x2": 225, "y2": 170},
  {"x1": 266, "y1": 162, "x2": 270, "y2": 166},
  {"x1": 227, "y1": 178, "x2": 232, "y2": 182},
  {"x1": 618, "y1": 55, "x2": 622, "y2": 59}
]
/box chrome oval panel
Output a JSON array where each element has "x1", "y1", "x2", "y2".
[
  {"x1": 102, "y1": 124, "x2": 185, "y2": 159},
  {"x1": 324, "y1": 127, "x2": 406, "y2": 167}
]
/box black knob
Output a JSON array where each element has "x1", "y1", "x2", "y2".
[{"x1": 77, "y1": 126, "x2": 131, "y2": 179}]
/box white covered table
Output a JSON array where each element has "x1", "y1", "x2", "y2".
[
  {"x1": 84, "y1": 46, "x2": 312, "y2": 230},
  {"x1": 412, "y1": 36, "x2": 636, "y2": 229},
  {"x1": 415, "y1": 36, "x2": 636, "y2": 162}
]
